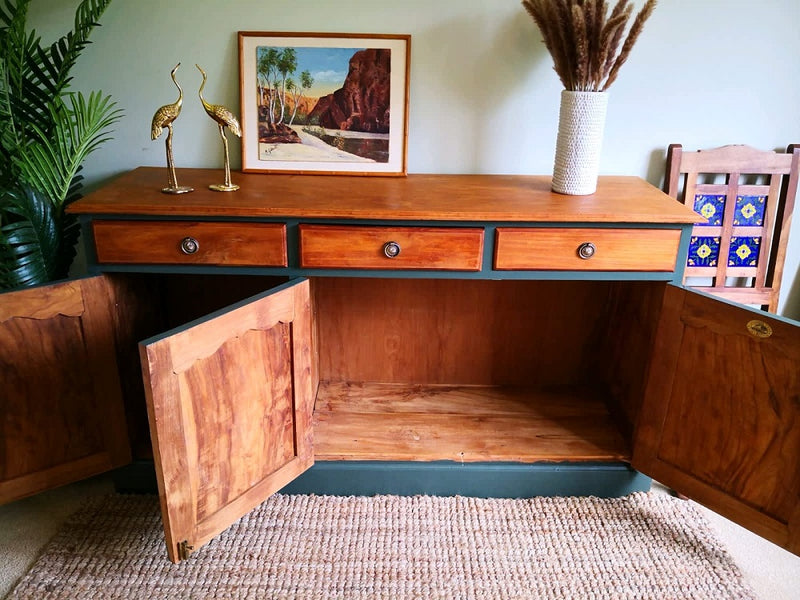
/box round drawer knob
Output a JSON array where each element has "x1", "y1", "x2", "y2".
[
  {"x1": 577, "y1": 242, "x2": 596, "y2": 260},
  {"x1": 383, "y1": 241, "x2": 401, "y2": 258},
  {"x1": 180, "y1": 237, "x2": 200, "y2": 255}
]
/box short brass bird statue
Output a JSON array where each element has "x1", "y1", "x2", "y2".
[
  {"x1": 196, "y1": 64, "x2": 241, "y2": 192},
  {"x1": 150, "y1": 63, "x2": 193, "y2": 194}
]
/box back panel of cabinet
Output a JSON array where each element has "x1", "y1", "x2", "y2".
[
  {"x1": 311, "y1": 278, "x2": 647, "y2": 463},
  {"x1": 314, "y1": 278, "x2": 613, "y2": 385}
]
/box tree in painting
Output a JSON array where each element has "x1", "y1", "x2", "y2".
[
  {"x1": 257, "y1": 47, "x2": 313, "y2": 138},
  {"x1": 255, "y1": 45, "x2": 391, "y2": 163},
  {"x1": 287, "y1": 71, "x2": 315, "y2": 126}
]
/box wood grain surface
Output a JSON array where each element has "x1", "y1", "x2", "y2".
[
  {"x1": 139, "y1": 280, "x2": 314, "y2": 562},
  {"x1": 312, "y1": 277, "x2": 613, "y2": 385},
  {"x1": 634, "y1": 285, "x2": 800, "y2": 554},
  {"x1": 313, "y1": 382, "x2": 630, "y2": 462},
  {"x1": 68, "y1": 167, "x2": 700, "y2": 224},
  {"x1": 299, "y1": 224, "x2": 483, "y2": 270},
  {"x1": 0, "y1": 277, "x2": 130, "y2": 504},
  {"x1": 494, "y1": 228, "x2": 681, "y2": 271},
  {"x1": 93, "y1": 220, "x2": 287, "y2": 266}
]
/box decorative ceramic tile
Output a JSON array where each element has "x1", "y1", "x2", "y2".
[
  {"x1": 687, "y1": 236, "x2": 720, "y2": 267},
  {"x1": 733, "y1": 194, "x2": 766, "y2": 226},
  {"x1": 728, "y1": 236, "x2": 761, "y2": 267},
  {"x1": 693, "y1": 194, "x2": 726, "y2": 226}
]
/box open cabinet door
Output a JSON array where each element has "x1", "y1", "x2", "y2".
[
  {"x1": 634, "y1": 285, "x2": 800, "y2": 555},
  {"x1": 140, "y1": 279, "x2": 315, "y2": 563},
  {"x1": 0, "y1": 276, "x2": 131, "y2": 503}
]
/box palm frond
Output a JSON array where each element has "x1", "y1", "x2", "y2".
[
  {"x1": 65, "y1": 169, "x2": 84, "y2": 206},
  {"x1": 0, "y1": 58, "x2": 16, "y2": 173},
  {"x1": 14, "y1": 91, "x2": 122, "y2": 210},
  {"x1": 0, "y1": 0, "x2": 113, "y2": 158},
  {"x1": 0, "y1": 186, "x2": 60, "y2": 290},
  {"x1": 0, "y1": 0, "x2": 119, "y2": 289},
  {"x1": 0, "y1": 4, "x2": 37, "y2": 165},
  {"x1": 28, "y1": 0, "x2": 112, "y2": 98}
]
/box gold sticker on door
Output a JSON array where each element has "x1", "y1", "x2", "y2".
[{"x1": 746, "y1": 319, "x2": 773, "y2": 339}]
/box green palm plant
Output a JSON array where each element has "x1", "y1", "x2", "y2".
[{"x1": 0, "y1": 0, "x2": 122, "y2": 290}]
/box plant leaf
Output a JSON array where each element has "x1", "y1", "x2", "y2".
[
  {"x1": 0, "y1": 0, "x2": 120, "y2": 287},
  {"x1": 0, "y1": 185, "x2": 61, "y2": 290},
  {"x1": 14, "y1": 90, "x2": 123, "y2": 210},
  {"x1": 0, "y1": 0, "x2": 113, "y2": 188}
]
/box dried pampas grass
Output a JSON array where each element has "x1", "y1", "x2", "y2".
[{"x1": 522, "y1": 0, "x2": 657, "y2": 91}]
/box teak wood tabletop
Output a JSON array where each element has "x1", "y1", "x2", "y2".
[{"x1": 69, "y1": 167, "x2": 700, "y2": 224}]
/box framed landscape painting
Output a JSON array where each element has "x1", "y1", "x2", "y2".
[{"x1": 239, "y1": 32, "x2": 410, "y2": 176}]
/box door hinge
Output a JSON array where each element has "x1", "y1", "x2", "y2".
[{"x1": 177, "y1": 540, "x2": 194, "y2": 560}]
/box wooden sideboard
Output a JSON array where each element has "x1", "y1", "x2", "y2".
[{"x1": 1, "y1": 167, "x2": 797, "y2": 563}]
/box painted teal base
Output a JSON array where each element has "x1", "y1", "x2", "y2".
[
  {"x1": 279, "y1": 461, "x2": 651, "y2": 498},
  {"x1": 113, "y1": 460, "x2": 650, "y2": 498}
]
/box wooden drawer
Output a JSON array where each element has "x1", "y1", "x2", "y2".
[
  {"x1": 299, "y1": 225, "x2": 484, "y2": 270},
  {"x1": 92, "y1": 220, "x2": 287, "y2": 266},
  {"x1": 494, "y1": 228, "x2": 681, "y2": 271}
]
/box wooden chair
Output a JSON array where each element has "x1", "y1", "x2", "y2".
[{"x1": 664, "y1": 143, "x2": 800, "y2": 313}]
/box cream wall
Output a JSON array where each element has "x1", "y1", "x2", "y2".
[{"x1": 30, "y1": 0, "x2": 800, "y2": 316}]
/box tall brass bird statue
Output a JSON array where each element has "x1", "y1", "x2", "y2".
[
  {"x1": 196, "y1": 64, "x2": 241, "y2": 192},
  {"x1": 150, "y1": 63, "x2": 193, "y2": 194}
]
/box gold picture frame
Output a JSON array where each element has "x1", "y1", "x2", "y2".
[{"x1": 238, "y1": 31, "x2": 410, "y2": 176}]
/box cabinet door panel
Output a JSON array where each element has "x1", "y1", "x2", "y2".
[
  {"x1": 0, "y1": 276, "x2": 130, "y2": 503},
  {"x1": 140, "y1": 279, "x2": 314, "y2": 563},
  {"x1": 634, "y1": 286, "x2": 800, "y2": 554}
]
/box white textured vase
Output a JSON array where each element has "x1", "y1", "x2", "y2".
[{"x1": 551, "y1": 90, "x2": 609, "y2": 195}]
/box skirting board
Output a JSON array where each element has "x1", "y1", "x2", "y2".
[
  {"x1": 280, "y1": 461, "x2": 649, "y2": 497},
  {"x1": 113, "y1": 460, "x2": 650, "y2": 498}
]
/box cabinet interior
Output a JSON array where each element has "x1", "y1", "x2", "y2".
[
  {"x1": 113, "y1": 274, "x2": 666, "y2": 466},
  {"x1": 312, "y1": 277, "x2": 664, "y2": 464}
]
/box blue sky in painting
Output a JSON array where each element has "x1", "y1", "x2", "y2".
[{"x1": 256, "y1": 46, "x2": 365, "y2": 97}]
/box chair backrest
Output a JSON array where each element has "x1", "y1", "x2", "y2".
[{"x1": 664, "y1": 143, "x2": 799, "y2": 313}]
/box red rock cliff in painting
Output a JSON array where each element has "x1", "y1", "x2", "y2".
[{"x1": 308, "y1": 48, "x2": 391, "y2": 133}]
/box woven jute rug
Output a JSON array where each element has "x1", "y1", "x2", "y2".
[{"x1": 9, "y1": 492, "x2": 756, "y2": 599}]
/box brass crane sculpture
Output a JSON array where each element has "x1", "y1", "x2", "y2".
[
  {"x1": 150, "y1": 63, "x2": 193, "y2": 194},
  {"x1": 196, "y1": 64, "x2": 241, "y2": 192}
]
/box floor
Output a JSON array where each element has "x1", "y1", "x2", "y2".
[{"x1": 0, "y1": 476, "x2": 798, "y2": 599}]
